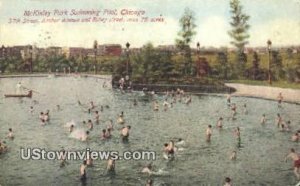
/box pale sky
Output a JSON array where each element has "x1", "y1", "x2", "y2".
[{"x1": 0, "y1": 0, "x2": 300, "y2": 48}]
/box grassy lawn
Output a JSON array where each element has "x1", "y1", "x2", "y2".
[{"x1": 227, "y1": 79, "x2": 300, "y2": 89}]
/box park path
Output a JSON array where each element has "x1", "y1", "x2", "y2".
[{"x1": 226, "y1": 83, "x2": 300, "y2": 104}]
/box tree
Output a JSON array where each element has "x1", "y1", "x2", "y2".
[
  {"x1": 228, "y1": 0, "x2": 250, "y2": 77},
  {"x1": 176, "y1": 8, "x2": 197, "y2": 76},
  {"x1": 228, "y1": 0, "x2": 250, "y2": 52}
]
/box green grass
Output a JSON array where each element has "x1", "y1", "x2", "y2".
[{"x1": 227, "y1": 79, "x2": 300, "y2": 89}]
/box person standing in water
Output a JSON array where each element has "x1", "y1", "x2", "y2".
[
  {"x1": 16, "y1": 82, "x2": 24, "y2": 94},
  {"x1": 206, "y1": 125, "x2": 212, "y2": 142},
  {"x1": 7, "y1": 128, "x2": 14, "y2": 139},
  {"x1": 224, "y1": 177, "x2": 232, "y2": 186},
  {"x1": 226, "y1": 94, "x2": 231, "y2": 106},
  {"x1": 234, "y1": 127, "x2": 241, "y2": 147},
  {"x1": 95, "y1": 111, "x2": 100, "y2": 124},
  {"x1": 217, "y1": 117, "x2": 223, "y2": 129},
  {"x1": 80, "y1": 160, "x2": 87, "y2": 182},
  {"x1": 107, "y1": 156, "x2": 116, "y2": 174},
  {"x1": 276, "y1": 113, "x2": 282, "y2": 128},
  {"x1": 260, "y1": 114, "x2": 266, "y2": 125},
  {"x1": 87, "y1": 120, "x2": 93, "y2": 131},
  {"x1": 285, "y1": 148, "x2": 300, "y2": 179},
  {"x1": 121, "y1": 126, "x2": 131, "y2": 142},
  {"x1": 277, "y1": 92, "x2": 283, "y2": 108}
]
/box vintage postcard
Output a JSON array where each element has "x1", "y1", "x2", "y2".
[{"x1": 0, "y1": 0, "x2": 300, "y2": 185}]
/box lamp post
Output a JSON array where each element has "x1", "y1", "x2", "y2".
[
  {"x1": 196, "y1": 42, "x2": 200, "y2": 77},
  {"x1": 29, "y1": 45, "x2": 33, "y2": 73},
  {"x1": 93, "y1": 40, "x2": 98, "y2": 74},
  {"x1": 267, "y1": 40, "x2": 272, "y2": 85},
  {"x1": 125, "y1": 42, "x2": 130, "y2": 76}
]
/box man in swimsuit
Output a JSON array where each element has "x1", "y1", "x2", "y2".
[
  {"x1": 277, "y1": 92, "x2": 283, "y2": 107},
  {"x1": 95, "y1": 111, "x2": 100, "y2": 124},
  {"x1": 260, "y1": 114, "x2": 266, "y2": 125},
  {"x1": 107, "y1": 156, "x2": 116, "y2": 174},
  {"x1": 276, "y1": 113, "x2": 282, "y2": 128},
  {"x1": 224, "y1": 177, "x2": 232, "y2": 186},
  {"x1": 285, "y1": 148, "x2": 300, "y2": 179},
  {"x1": 7, "y1": 128, "x2": 14, "y2": 139},
  {"x1": 206, "y1": 125, "x2": 212, "y2": 142},
  {"x1": 217, "y1": 117, "x2": 223, "y2": 129},
  {"x1": 121, "y1": 126, "x2": 131, "y2": 142},
  {"x1": 80, "y1": 160, "x2": 87, "y2": 182}
]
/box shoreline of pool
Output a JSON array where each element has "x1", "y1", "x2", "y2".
[
  {"x1": 225, "y1": 83, "x2": 300, "y2": 105},
  {"x1": 0, "y1": 73, "x2": 112, "y2": 80},
  {"x1": 1, "y1": 74, "x2": 299, "y2": 104}
]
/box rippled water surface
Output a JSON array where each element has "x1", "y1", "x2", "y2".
[{"x1": 0, "y1": 77, "x2": 300, "y2": 186}]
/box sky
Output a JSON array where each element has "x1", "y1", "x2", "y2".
[{"x1": 0, "y1": 0, "x2": 300, "y2": 48}]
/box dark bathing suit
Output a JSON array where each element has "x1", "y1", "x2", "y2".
[{"x1": 81, "y1": 169, "x2": 86, "y2": 181}]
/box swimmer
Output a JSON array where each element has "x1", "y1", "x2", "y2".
[
  {"x1": 69, "y1": 125, "x2": 74, "y2": 133},
  {"x1": 226, "y1": 94, "x2": 231, "y2": 106},
  {"x1": 276, "y1": 113, "x2": 282, "y2": 128},
  {"x1": 141, "y1": 163, "x2": 153, "y2": 175},
  {"x1": 224, "y1": 177, "x2": 232, "y2": 186},
  {"x1": 284, "y1": 121, "x2": 291, "y2": 132},
  {"x1": 101, "y1": 129, "x2": 107, "y2": 140},
  {"x1": 153, "y1": 101, "x2": 159, "y2": 111},
  {"x1": 56, "y1": 105, "x2": 61, "y2": 111},
  {"x1": 285, "y1": 148, "x2": 300, "y2": 179},
  {"x1": 0, "y1": 141, "x2": 8, "y2": 154},
  {"x1": 291, "y1": 133, "x2": 299, "y2": 142},
  {"x1": 107, "y1": 156, "x2": 116, "y2": 173},
  {"x1": 7, "y1": 128, "x2": 14, "y2": 139},
  {"x1": 121, "y1": 126, "x2": 131, "y2": 142},
  {"x1": 260, "y1": 114, "x2": 266, "y2": 125},
  {"x1": 81, "y1": 131, "x2": 89, "y2": 141},
  {"x1": 146, "y1": 179, "x2": 153, "y2": 186},
  {"x1": 231, "y1": 103, "x2": 237, "y2": 119},
  {"x1": 100, "y1": 106, "x2": 104, "y2": 112},
  {"x1": 206, "y1": 125, "x2": 212, "y2": 142},
  {"x1": 41, "y1": 119, "x2": 46, "y2": 126},
  {"x1": 234, "y1": 127, "x2": 240, "y2": 139},
  {"x1": 39, "y1": 112, "x2": 44, "y2": 121},
  {"x1": 234, "y1": 127, "x2": 241, "y2": 147},
  {"x1": 87, "y1": 120, "x2": 93, "y2": 130},
  {"x1": 44, "y1": 113, "x2": 49, "y2": 122},
  {"x1": 217, "y1": 117, "x2": 223, "y2": 129},
  {"x1": 243, "y1": 103, "x2": 248, "y2": 114},
  {"x1": 117, "y1": 114, "x2": 125, "y2": 125},
  {"x1": 105, "y1": 128, "x2": 112, "y2": 138},
  {"x1": 277, "y1": 92, "x2": 283, "y2": 107},
  {"x1": 185, "y1": 95, "x2": 192, "y2": 105},
  {"x1": 80, "y1": 160, "x2": 87, "y2": 181},
  {"x1": 163, "y1": 144, "x2": 174, "y2": 160},
  {"x1": 78, "y1": 100, "x2": 82, "y2": 105},
  {"x1": 163, "y1": 99, "x2": 169, "y2": 111},
  {"x1": 95, "y1": 111, "x2": 100, "y2": 124},
  {"x1": 90, "y1": 101, "x2": 95, "y2": 110},
  {"x1": 30, "y1": 106, "x2": 34, "y2": 114},
  {"x1": 230, "y1": 151, "x2": 237, "y2": 160}
]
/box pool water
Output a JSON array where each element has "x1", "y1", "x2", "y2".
[{"x1": 0, "y1": 76, "x2": 300, "y2": 186}]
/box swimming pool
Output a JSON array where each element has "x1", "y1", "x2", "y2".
[{"x1": 0, "y1": 76, "x2": 299, "y2": 186}]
